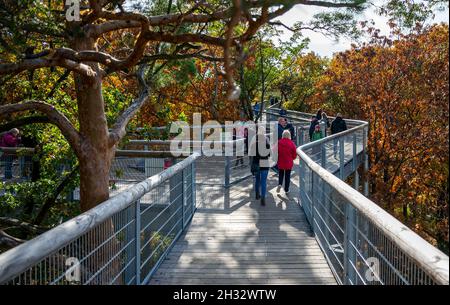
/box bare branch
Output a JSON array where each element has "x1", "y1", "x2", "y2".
[
  {"x1": 0, "y1": 116, "x2": 50, "y2": 133},
  {"x1": 0, "y1": 101, "x2": 81, "y2": 156},
  {"x1": 109, "y1": 65, "x2": 150, "y2": 145}
]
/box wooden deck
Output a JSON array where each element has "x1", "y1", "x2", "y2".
[{"x1": 150, "y1": 168, "x2": 337, "y2": 285}]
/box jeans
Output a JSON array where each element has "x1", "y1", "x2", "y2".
[
  {"x1": 278, "y1": 169, "x2": 292, "y2": 192},
  {"x1": 254, "y1": 169, "x2": 269, "y2": 198},
  {"x1": 333, "y1": 138, "x2": 339, "y2": 157}
]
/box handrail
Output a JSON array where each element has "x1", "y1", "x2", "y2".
[
  {"x1": 288, "y1": 107, "x2": 449, "y2": 284},
  {"x1": 0, "y1": 152, "x2": 200, "y2": 284},
  {"x1": 298, "y1": 146, "x2": 449, "y2": 284}
]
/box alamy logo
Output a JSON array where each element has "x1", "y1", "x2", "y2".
[
  {"x1": 66, "y1": 0, "x2": 81, "y2": 22},
  {"x1": 365, "y1": 257, "x2": 380, "y2": 282},
  {"x1": 65, "y1": 257, "x2": 81, "y2": 283}
]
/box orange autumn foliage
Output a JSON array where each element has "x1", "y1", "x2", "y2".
[{"x1": 311, "y1": 24, "x2": 449, "y2": 252}]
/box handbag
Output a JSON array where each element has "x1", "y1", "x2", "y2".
[{"x1": 250, "y1": 157, "x2": 260, "y2": 174}]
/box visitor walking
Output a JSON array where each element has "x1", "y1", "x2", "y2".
[
  {"x1": 250, "y1": 125, "x2": 271, "y2": 206},
  {"x1": 277, "y1": 117, "x2": 295, "y2": 140},
  {"x1": 277, "y1": 130, "x2": 297, "y2": 195},
  {"x1": 331, "y1": 113, "x2": 348, "y2": 158},
  {"x1": 309, "y1": 116, "x2": 319, "y2": 141},
  {"x1": 234, "y1": 121, "x2": 246, "y2": 167}
]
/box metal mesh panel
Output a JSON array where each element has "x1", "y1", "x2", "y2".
[
  {"x1": 297, "y1": 121, "x2": 446, "y2": 285},
  {"x1": 1, "y1": 156, "x2": 198, "y2": 285}
]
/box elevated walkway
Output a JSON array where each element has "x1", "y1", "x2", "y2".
[
  {"x1": 151, "y1": 166, "x2": 336, "y2": 285},
  {"x1": 0, "y1": 107, "x2": 447, "y2": 285}
]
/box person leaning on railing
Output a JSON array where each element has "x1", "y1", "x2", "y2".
[{"x1": 0, "y1": 128, "x2": 21, "y2": 179}]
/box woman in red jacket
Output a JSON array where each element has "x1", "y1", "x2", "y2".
[{"x1": 277, "y1": 130, "x2": 297, "y2": 194}]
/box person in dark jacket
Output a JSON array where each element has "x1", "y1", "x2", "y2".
[
  {"x1": 277, "y1": 117, "x2": 295, "y2": 140},
  {"x1": 316, "y1": 109, "x2": 323, "y2": 121},
  {"x1": 250, "y1": 126, "x2": 271, "y2": 206},
  {"x1": 331, "y1": 113, "x2": 347, "y2": 135},
  {"x1": 277, "y1": 130, "x2": 297, "y2": 194},
  {"x1": 331, "y1": 113, "x2": 347, "y2": 158},
  {"x1": 309, "y1": 116, "x2": 319, "y2": 141}
]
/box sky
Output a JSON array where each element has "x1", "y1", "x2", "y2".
[{"x1": 273, "y1": 2, "x2": 449, "y2": 57}]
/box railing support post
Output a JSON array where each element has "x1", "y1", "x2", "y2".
[
  {"x1": 224, "y1": 156, "x2": 231, "y2": 188},
  {"x1": 135, "y1": 200, "x2": 141, "y2": 285},
  {"x1": 363, "y1": 127, "x2": 369, "y2": 196},
  {"x1": 191, "y1": 162, "x2": 196, "y2": 210},
  {"x1": 310, "y1": 171, "x2": 316, "y2": 232},
  {"x1": 182, "y1": 169, "x2": 186, "y2": 228},
  {"x1": 344, "y1": 203, "x2": 357, "y2": 285},
  {"x1": 339, "y1": 136, "x2": 345, "y2": 180},
  {"x1": 352, "y1": 133, "x2": 359, "y2": 190},
  {"x1": 321, "y1": 142, "x2": 326, "y2": 169}
]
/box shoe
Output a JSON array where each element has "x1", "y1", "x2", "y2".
[
  {"x1": 261, "y1": 197, "x2": 266, "y2": 206},
  {"x1": 277, "y1": 185, "x2": 281, "y2": 193},
  {"x1": 285, "y1": 190, "x2": 290, "y2": 194},
  {"x1": 256, "y1": 192, "x2": 261, "y2": 200}
]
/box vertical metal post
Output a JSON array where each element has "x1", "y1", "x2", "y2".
[
  {"x1": 344, "y1": 203, "x2": 357, "y2": 284},
  {"x1": 363, "y1": 127, "x2": 369, "y2": 196},
  {"x1": 224, "y1": 156, "x2": 231, "y2": 188},
  {"x1": 310, "y1": 171, "x2": 315, "y2": 232},
  {"x1": 352, "y1": 133, "x2": 359, "y2": 190},
  {"x1": 299, "y1": 161, "x2": 305, "y2": 208},
  {"x1": 352, "y1": 134, "x2": 357, "y2": 172},
  {"x1": 191, "y1": 161, "x2": 196, "y2": 210},
  {"x1": 299, "y1": 128, "x2": 305, "y2": 145},
  {"x1": 135, "y1": 200, "x2": 141, "y2": 285},
  {"x1": 321, "y1": 142, "x2": 326, "y2": 169},
  {"x1": 339, "y1": 136, "x2": 345, "y2": 180},
  {"x1": 182, "y1": 169, "x2": 186, "y2": 228},
  {"x1": 354, "y1": 169, "x2": 359, "y2": 191}
]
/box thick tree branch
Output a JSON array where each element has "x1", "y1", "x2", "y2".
[
  {"x1": 0, "y1": 218, "x2": 48, "y2": 235},
  {"x1": 109, "y1": 65, "x2": 150, "y2": 145},
  {"x1": 33, "y1": 165, "x2": 80, "y2": 226},
  {"x1": 0, "y1": 102, "x2": 81, "y2": 156},
  {"x1": 0, "y1": 57, "x2": 96, "y2": 78},
  {"x1": 0, "y1": 230, "x2": 24, "y2": 251},
  {"x1": 0, "y1": 116, "x2": 51, "y2": 133}
]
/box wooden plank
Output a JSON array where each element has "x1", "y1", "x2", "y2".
[{"x1": 149, "y1": 158, "x2": 336, "y2": 285}]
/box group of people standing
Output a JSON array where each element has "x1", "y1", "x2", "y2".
[
  {"x1": 308, "y1": 109, "x2": 348, "y2": 143},
  {"x1": 250, "y1": 108, "x2": 348, "y2": 205}
]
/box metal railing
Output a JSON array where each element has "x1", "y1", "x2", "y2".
[
  {"x1": 0, "y1": 147, "x2": 35, "y2": 182},
  {"x1": 126, "y1": 137, "x2": 252, "y2": 188},
  {"x1": 292, "y1": 111, "x2": 449, "y2": 284},
  {"x1": 0, "y1": 152, "x2": 200, "y2": 285}
]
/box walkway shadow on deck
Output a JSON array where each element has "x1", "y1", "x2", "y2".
[{"x1": 150, "y1": 172, "x2": 337, "y2": 285}]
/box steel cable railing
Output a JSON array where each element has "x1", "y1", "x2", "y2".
[
  {"x1": 0, "y1": 152, "x2": 200, "y2": 285},
  {"x1": 277, "y1": 108, "x2": 450, "y2": 285}
]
